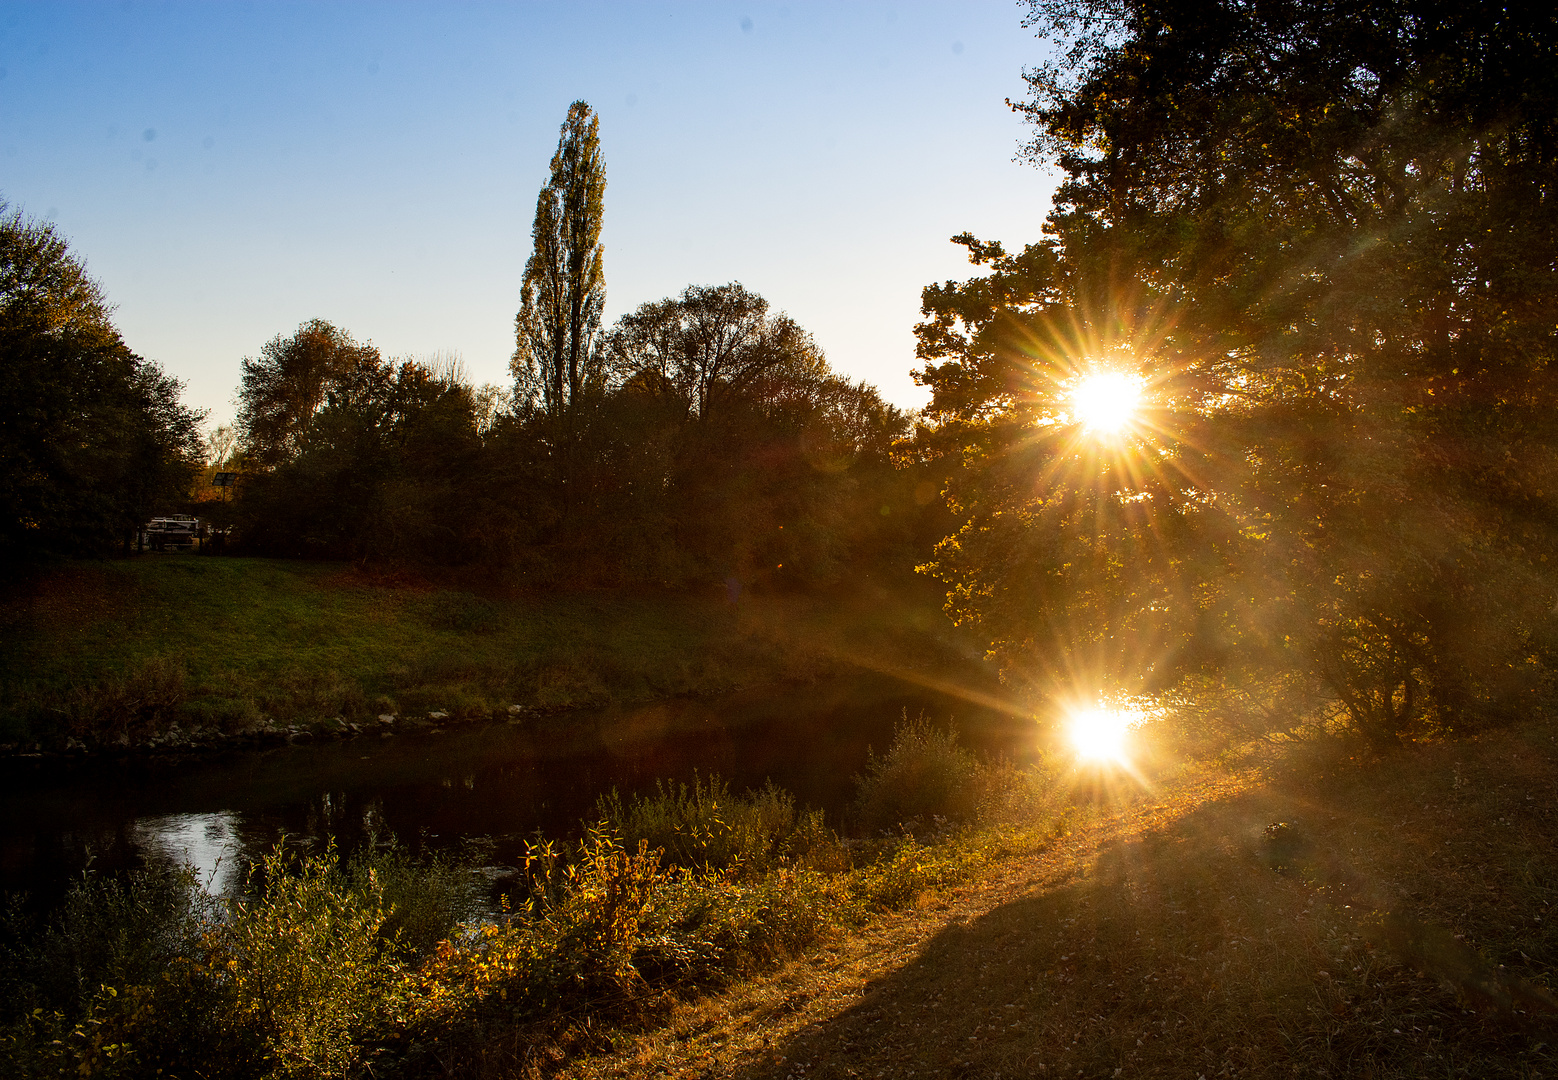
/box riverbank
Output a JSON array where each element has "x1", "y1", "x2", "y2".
[
  {"x1": 0, "y1": 555, "x2": 989, "y2": 756},
  {"x1": 7, "y1": 716, "x2": 1554, "y2": 1078},
  {"x1": 562, "y1": 720, "x2": 1558, "y2": 1079}
]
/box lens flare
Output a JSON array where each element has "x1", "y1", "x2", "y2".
[
  {"x1": 1069, "y1": 706, "x2": 1139, "y2": 763},
  {"x1": 1069, "y1": 370, "x2": 1143, "y2": 434}
]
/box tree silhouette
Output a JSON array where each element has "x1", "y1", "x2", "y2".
[
  {"x1": 236, "y1": 320, "x2": 382, "y2": 469},
  {"x1": 914, "y1": 0, "x2": 1558, "y2": 742},
  {"x1": 0, "y1": 202, "x2": 203, "y2": 558}
]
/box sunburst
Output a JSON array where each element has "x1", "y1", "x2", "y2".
[{"x1": 1069, "y1": 370, "x2": 1144, "y2": 435}]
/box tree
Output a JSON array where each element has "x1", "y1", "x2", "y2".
[
  {"x1": 606, "y1": 283, "x2": 805, "y2": 422},
  {"x1": 511, "y1": 101, "x2": 608, "y2": 420},
  {"x1": 235, "y1": 350, "x2": 485, "y2": 563},
  {"x1": 206, "y1": 424, "x2": 238, "y2": 470},
  {"x1": 0, "y1": 202, "x2": 203, "y2": 559},
  {"x1": 606, "y1": 283, "x2": 911, "y2": 587},
  {"x1": 913, "y1": 1, "x2": 1558, "y2": 742},
  {"x1": 236, "y1": 319, "x2": 383, "y2": 469}
]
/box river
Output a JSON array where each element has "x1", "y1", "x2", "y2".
[{"x1": 0, "y1": 672, "x2": 1033, "y2": 910}]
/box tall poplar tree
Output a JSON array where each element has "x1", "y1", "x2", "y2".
[{"x1": 511, "y1": 101, "x2": 607, "y2": 421}]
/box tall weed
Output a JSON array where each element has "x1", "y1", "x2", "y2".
[
  {"x1": 851, "y1": 714, "x2": 981, "y2": 835},
  {"x1": 596, "y1": 774, "x2": 830, "y2": 874},
  {"x1": 53, "y1": 656, "x2": 190, "y2": 745}
]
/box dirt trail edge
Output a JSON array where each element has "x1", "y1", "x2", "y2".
[
  {"x1": 561, "y1": 726, "x2": 1558, "y2": 1080},
  {"x1": 563, "y1": 770, "x2": 1259, "y2": 1080}
]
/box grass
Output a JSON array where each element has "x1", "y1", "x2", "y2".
[
  {"x1": 0, "y1": 554, "x2": 975, "y2": 748},
  {"x1": 560, "y1": 721, "x2": 1558, "y2": 1079}
]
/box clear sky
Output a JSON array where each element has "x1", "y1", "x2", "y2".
[{"x1": 1, "y1": 1, "x2": 1056, "y2": 426}]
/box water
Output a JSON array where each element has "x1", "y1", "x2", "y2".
[{"x1": 0, "y1": 672, "x2": 1034, "y2": 910}]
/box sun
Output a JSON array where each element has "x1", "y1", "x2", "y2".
[
  {"x1": 1069, "y1": 370, "x2": 1144, "y2": 435},
  {"x1": 1068, "y1": 705, "x2": 1139, "y2": 764}
]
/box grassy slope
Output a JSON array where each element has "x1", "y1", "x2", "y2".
[
  {"x1": 0, "y1": 554, "x2": 974, "y2": 745},
  {"x1": 562, "y1": 722, "x2": 1558, "y2": 1079}
]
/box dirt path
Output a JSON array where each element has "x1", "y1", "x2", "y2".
[
  {"x1": 560, "y1": 727, "x2": 1558, "y2": 1080},
  {"x1": 560, "y1": 770, "x2": 1261, "y2": 1080}
]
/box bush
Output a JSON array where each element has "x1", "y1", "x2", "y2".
[
  {"x1": 0, "y1": 862, "x2": 241, "y2": 1079},
  {"x1": 0, "y1": 862, "x2": 209, "y2": 1021},
  {"x1": 347, "y1": 839, "x2": 487, "y2": 961},
  {"x1": 850, "y1": 715, "x2": 983, "y2": 835},
  {"x1": 596, "y1": 774, "x2": 826, "y2": 874},
  {"x1": 222, "y1": 843, "x2": 430, "y2": 1079}
]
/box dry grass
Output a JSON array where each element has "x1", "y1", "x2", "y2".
[{"x1": 557, "y1": 723, "x2": 1558, "y2": 1079}]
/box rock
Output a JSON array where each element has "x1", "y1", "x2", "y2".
[
  {"x1": 65, "y1": 737, "x2": 86, "y2": 752},
  {"x1": 429, "y1": 711, "x2": 449, "y2": 720},
  {"x1": 507, "y1": 704, "x2": 524, "y2": 714},
  {"x1": 378, "y1": 714, "x2": 396, "y2": 724}
]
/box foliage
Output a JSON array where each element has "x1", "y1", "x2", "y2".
[
  {"x1": 236, "y1": 351, "x2": 485, "y2": 562},
  {"x1": 912, "y1": 1, "x2": 1558, "y2": 745},
  {"x1": 235, "y1": 319, "x2": 383, "y2": 470},
  {"x1": 227, "y1": 291, "x2": 912, "y2": 585},
  {"x1": 0, "y1": 748, "x2": 1066, "y2": 1080},
  {"x1": 851, "y1": 715, "x2": 993, "y2": 836},
  {"x1": 215, "y1": 109, "x2": 916, "y2": 588},
  {"x1": 222, "y1": 844, "x2": 408, "y2": 1079},
  {"x1": 596, "y1": 773, "x2": 833, "y2": 876},
  {"x1": 608, "y1": 282, "x2": 810, "y2": 422},
  {"x1": 0, "y1": 202, "x2": 204, "y2": 560},
  {"x1": 511, "y1": 100, "x2": 609, "y2": 423}
]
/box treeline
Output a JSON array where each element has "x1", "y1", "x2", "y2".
[
  {"x1": 2, "y1": 102, "x2": 938, "y2": 592},
  {"x1": 223, "y1": 102, "x2": 928, "y2": 588},
  {"x1": 227, "y1": 288, "x2": 920, "y2": 589}
]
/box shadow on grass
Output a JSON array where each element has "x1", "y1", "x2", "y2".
[{"x1": 734, "y1": 753, "x2": 1558, "y2": 1080}]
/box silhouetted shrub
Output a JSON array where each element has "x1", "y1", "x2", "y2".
[{"x1": 850, "y1": 715, "x2": 981, "y2": 835}]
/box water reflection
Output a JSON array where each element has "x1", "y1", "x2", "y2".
[
  {"x1": 132, "y1": 811, "x2": 244, "y2": 896},
  {"x1": 1, "y1": 673, "x2": 1031, "y2": 912}
]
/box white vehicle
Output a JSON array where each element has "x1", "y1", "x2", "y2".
[{"x1": 141, "y1": 516, "x2": 201, "y2": 550}]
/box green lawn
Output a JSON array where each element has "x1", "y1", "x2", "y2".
[{"x1": 0, "y1": 554, "x2": 965, "y2": 747}]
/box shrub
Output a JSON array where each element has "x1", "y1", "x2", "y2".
[
  {"x1": 221, "y1": 844, "x2": 407, "y2": 1079},
  {"x1": 347, "y1": 839, "x2": 487, "y2": 961},
  {"x1": 0, "y1": 862, "x2": 242, "y2": 1079},
  {"x1": 458, "y1": 826, "x2": 670, "y2": 1013},
  {"x1": 850, "y1": 714, "x2": 982, "y2": 835},
  {"x1": 596, "y1": 774, "x2": 816, "y2": 874},
  {"x1": 0, "y1": 861, "x2": 209, "y2": 1020}
]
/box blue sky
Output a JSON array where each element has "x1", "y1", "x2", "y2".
[{"x1": 1, "y1": 1, "x2": 1056, "y2": 425}]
